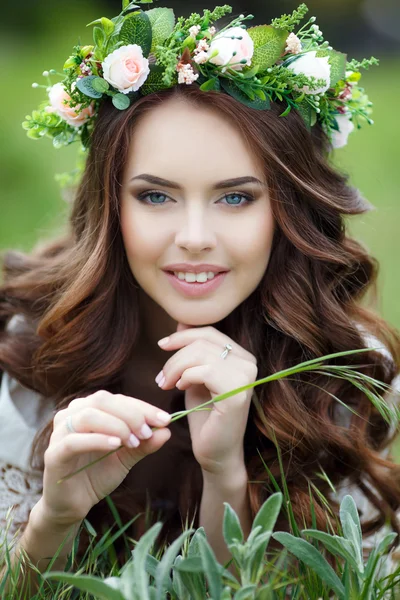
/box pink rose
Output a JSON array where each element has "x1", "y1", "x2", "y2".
[
  {"x1": 102, "y1": 44, "x2": 150, "y2": 94},
  {"x1": 48, "y1": 82, "x2": 94, "y2": 128},
  {"x1": 208, "y1": 26, "x2": 254, "y2": 71}
]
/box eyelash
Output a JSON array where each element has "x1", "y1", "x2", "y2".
[{"x1": 135, "y1": 190, "x2": 255, "y2": 208}]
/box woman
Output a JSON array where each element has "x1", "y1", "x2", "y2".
[{"x1": 1, "y1": 1, "x2": 400, "y2": 591}]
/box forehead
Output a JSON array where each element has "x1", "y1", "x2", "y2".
[{"x1": 124, "y1": 97, "x2": 264, "y2": 183}]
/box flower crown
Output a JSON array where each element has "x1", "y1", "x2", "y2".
[{"x1": 23, "y1": 1, "x2": 378, "y2": 188}]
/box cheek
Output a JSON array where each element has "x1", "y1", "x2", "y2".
[
  {"x1": 120, "y1": 203, "x2": 161, "y2": 269},
  {"x1": 230, "y1": 210, "x2": 275, "y2": 269}
]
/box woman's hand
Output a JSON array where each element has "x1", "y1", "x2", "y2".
[
  {"x1": 40, "y1": 391, "x2": 172, "y2": 528},
  {"x1": 157, "y1": 323, "x2": 258, "y2": 476}
]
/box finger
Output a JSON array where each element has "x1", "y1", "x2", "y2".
[
  {"x1": 177, "y1": 364, "x2": 252, "y2": 412},
  {"x1": 51, "y1": 407, "x2": 144, "y2": 449},
  {"x1": 160, "y1": 340, "x2": 250, "y2": 390},
  {"x1": 46, "y1": 428, "x2": 172, "y2": 470},
  {"x1": 57, "y1": 392, "x2": 171, "y2": 434},
  {"x1": 159, "y1": 326, "x2": 256, "y2": 364}
]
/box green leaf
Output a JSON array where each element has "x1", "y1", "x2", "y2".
[
  {"x1": 198, "y1": 535, "x2": 223, "y2": 600},
  {"x1": 316, "y1": 48, "x2": 346, "y2": 87},
  {"x1": 93, "y1": 26, "x2": 106, "y2": 48},
  {"x1": 295, "y1": 102, "x2": 317, "y2": 129},
  {"x1": 140, "y1": 66, "x2": 170, "y2": 95},
  {"x1": 220, "y1": 78, "x2": 271, "y2": 110},
  {"x1": 101, "y1": 17, "x2": 115, "y2": 36},
  {"x1": 147, "y1": 7, "x2": 175, "y2": 53},
  {"x1": 41, "y1": 573, "x2": 125, "y2": 600},
  {"x1": 247, "y1": 25, "x2": 288, "y2": 72},
  {"x1": 200, "y1": 78, "x2": 220, "y2": 92},
  {"x1": 155, "y1": 529, "x2": 194, "y2": 600},
  {"x1": 329, "y1": 51, "x2": 347, "y2": 87},
  {"x1": 76, "y1": 75, "x2": 104, "y2": 99},
  {"x1": 272, "y1": 532, "x2": 345, "y2": 599},
  {"x1": 92, "y1": 77, "x2": 110, "y2": 93},
  {"x1": 234, "y1": 585, "x2": 257, "y2": 599},
  {"x1": 188, "y1": 527, "x2": 207, "y2": 557},
  {"x1": 279, "y1": 102, "x2": 292, "y2": 117},
  {"x1": 119, "y1": 10, "x2": 152, "y2": 57},
  {"x1": 252, "y1": 493, "x2": 282, "y2": 533},
  {"x1": 175, "y1": 556, "x2": 204, "y2": 573},
  {"x1": 172, "y1": 557, "x2": 191, "y2": 600},
  {"x1": 128, "y1": 522, "x2": 163, "y2": 600},
  {"x1": 302, "y1": 529, "x2": 362, "y2": 572},
  {"x1": 223, "y1": 503, "x2": 244, "y2": 546},
  {"x1": 340, "y1": 495, "x2": 362, "y2": 550},
  {"x1": 112, "y1": 92, "x2": 131, "y2": 109}
]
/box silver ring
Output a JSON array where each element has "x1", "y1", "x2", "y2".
[
  {"x1": 65, "y1": 414, "x2": 77, "y2": 434},
  {"x1": 220, "y1": 343, "x2": 233, "y2": 360}
]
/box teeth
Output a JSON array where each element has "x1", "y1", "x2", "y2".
[{"x1": 173, "y1": 271, "x2": 216, "y2": 283}]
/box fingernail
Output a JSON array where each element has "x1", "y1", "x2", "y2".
[
  {"x1": 127, "y1": 433, "x2": 140, "y2": 448},
  {"x1": 155, "y1": 370, "x2": 164, "y2": 384},
  {"x1": 158, "y1": 375, "x2": 166, "y2": 388},
  {"x1": 158, "y1": 337, "x2": 170, "y2": 347},
  {"x1": 156, "y1": 411, "x2": 171, "y2": 425},
  {"x1": 139, "y1": 423, "x2": 153, "y2": 439}
]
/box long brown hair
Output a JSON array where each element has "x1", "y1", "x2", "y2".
[{"x1": 1, "y1": 85, "x2": 400, "y2": 565}]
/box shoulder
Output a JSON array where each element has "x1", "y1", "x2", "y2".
[
  {"x1": 1, "y1": 314, "x2": 55, "y2": 468},
  {"x1": 0, "y1": 315, "x2": 55, "y2": 546}
]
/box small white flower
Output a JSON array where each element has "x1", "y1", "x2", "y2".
[
  {"x1": 209, "y1": 26, "x2": 216, "y2": 36},
  {"x1": 285, "y1": 32, "x2": 302, "y2": 55},
  {"x1": 194, "y1": 51, "x2": 209, "y2": 65},
  {"x1": 331, "y1": 113, "x2": 355, "y2": 148},
  {"x1": 189, "y1": 25, "x2": 201, "y2": 39},
  {"x1": 195, "y1": 39, "x2": 210, "y2": 54},
  {"x1": 177, "y1": 63, "x2": 199, "y2": 85},
  {"x1": 287, "y1": 50, "x2": 331, "y2": 94}
]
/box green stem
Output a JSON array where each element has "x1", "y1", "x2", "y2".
[{"x1": 56, "y1": 347, "x2": 384, "y2": 484}]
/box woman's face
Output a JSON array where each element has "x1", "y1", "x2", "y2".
[{"x1": 120, "y1": 96, "x2": 275, "y2": 327}]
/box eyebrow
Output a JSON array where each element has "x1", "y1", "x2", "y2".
[{"x1": 129, "y1": 173, "x2": 267, "y2": 190}]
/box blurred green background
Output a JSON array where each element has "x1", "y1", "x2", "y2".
[{"x1": 0, "y1": 1, "x2": 399, "y2": 462}]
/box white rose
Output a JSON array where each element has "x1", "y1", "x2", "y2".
[
  {"x1": 208, "y1": 26, "x2": 254, "y2": 71},
  {"x1": 48, "y1": 82, "x2": 94, "y2": 128},
  {"x1": 331, "y1": 113, "x2": 355, "y2": 149},
  {"x1": 288, "y1": 50, "x2": 331, "y2": 95},
  {"x1": 102, "y1": 44, "x2": 150, "y2": 94}
]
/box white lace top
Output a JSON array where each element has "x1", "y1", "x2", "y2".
[{"x1": 1, "y1": 315, "x2": 400, "y2": 574}]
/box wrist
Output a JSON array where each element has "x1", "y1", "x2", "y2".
[
  {"x1": 30, "y1": 497, "x2": 83, "y2": 535},
  {"x1": 201, "y1": 461, "x2": 248, "y2": 491}
]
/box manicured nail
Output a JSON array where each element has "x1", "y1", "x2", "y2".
[
  {"x1": 128, "y1": 433, "x2": 140, "y2": 448},
  {"x1": 158, "y1": 337, "x2": 170, "y2": 347},
  {"x1": 139, "y1": 423, "x2": 153, "y2": 439},
  {"x1": 158, "y1": 375, "x2": 166, "y2": 388},
  {"x1": 155, "y1": 370, "x2": 164, "y2": 384},
  {"x1": 156, "y1": 411, "x2": 171, "y2": 425}
]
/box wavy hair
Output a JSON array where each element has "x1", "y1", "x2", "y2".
[{"x1": 1, "y1": 84, "x2": 400, "y2": 564}]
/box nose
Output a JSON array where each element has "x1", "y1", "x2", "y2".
[{"x1": 174, "y1": 205, "x2": 217, "y2": 253}]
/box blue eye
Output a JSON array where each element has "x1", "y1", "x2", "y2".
[{"x1": 137, "y1": 191, "x2": 254, "y2": 207}]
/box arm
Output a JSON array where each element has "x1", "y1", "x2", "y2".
[
  {"x1": 199, "y1": 464, "x2": 252, "y2": 573},
  {"x1": 0, "y1": 498, "x2": 82, "y2": 597}
]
